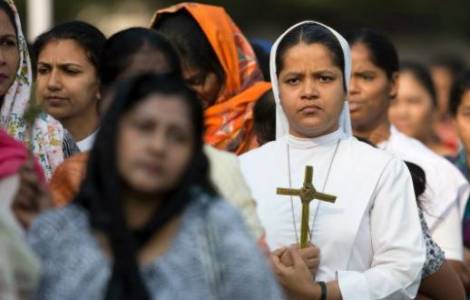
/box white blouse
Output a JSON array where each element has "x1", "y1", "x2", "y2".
[{"x1": 379, "y1": 126, "x2": 469, "y2": 261}]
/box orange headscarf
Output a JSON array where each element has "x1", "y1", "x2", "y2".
[
  {"x1": 151, "y1": 3, "x2": 271, "y2": 154},
  {"x1": 49, "y1": 152, "x2": 88, "y2": 207}
]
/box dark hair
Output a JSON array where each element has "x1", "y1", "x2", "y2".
[
  {"x1": 431, "y1": 53, "x2": 467, "y2": 79},
  {"x1": 74, "y1": 73, "x2": 216, "y2": 300},
  {"x1": 32, "y1": 21, "x2": 106, "y2": 74},
  {"x1": 400, "y1": 61, "x2": 437, "y2": 107},
  {"x1": 152, "y1": 10, "x2": 225, "y2": 84},
  {"x1": 100, "y1": 27, "x2": 181, "y2": 89},
  {"x1": 449, "y1": 70, "x2": 470, "y2": 116},
  {"x1": 275, "y1": 23, "x2": 346, "y2": 90},
  {"x1": 251, "y1": 40, "x2": 271, "y2": 81},
  {"x1": 346, "y1": 28, "x2": 399, "y2": 79},
  {"x1": 405, "y1": 161, "x2": 426, "y2": 200},
  {"x1": 253, "y1": 90, "x2": 276, "y2": 145},
  {"x1": 0, "y1": 1, "x2": 17, "y2": 36}
]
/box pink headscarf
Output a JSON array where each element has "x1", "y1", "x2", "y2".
[{"x1": 0, "y1": 129, "x2": 45, "y2": 185}]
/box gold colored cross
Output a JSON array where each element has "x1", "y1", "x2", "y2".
[{"x1": 277, "y1": 166, "x2": 336, "y2": 248}]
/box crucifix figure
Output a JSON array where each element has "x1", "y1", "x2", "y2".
[{"x1": 277, "y1": 165, "x2": 337, "y2": 248}]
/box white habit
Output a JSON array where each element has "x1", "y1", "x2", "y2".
[
  {"x1": 379, "y1": 126, "x2": 469, "y2": 261},
  {"x1": 240, "y1": 20, "x2": 426, "y2": 300},
  {"x1": 241, "y1": 129, "x2": 425, "y2": 299}
]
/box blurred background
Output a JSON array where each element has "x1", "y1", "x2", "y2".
[{"x1": 15, "y1": 0, "x2": 470, "y2": 64}]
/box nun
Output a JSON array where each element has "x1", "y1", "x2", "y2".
[{"x1": 240, "y1": 21, "x2": 425, "y2": 299}]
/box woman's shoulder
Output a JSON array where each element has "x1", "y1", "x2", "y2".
[
  {"x1": 27, "y1": 204, "x2": 89, "y2": 252},
  {"x1": 192, "y1": 194, "x2": 244, "y2": 225},
  {"x1": 347, "y1": 136, "x2": 398, "y2": 168},
  {"x1": 239, "y1": 139, "x2": 282, "y2": 172},
  {"x1": 391, "y1": 131, "x2": 467, "y2": 184},
  {"x1": 190, "y1": 194, "x2": 252, "y2": 240}
]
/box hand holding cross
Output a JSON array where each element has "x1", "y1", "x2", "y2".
[{"x1": 277, "y1": 166, "x2": 336, "y2": 248}]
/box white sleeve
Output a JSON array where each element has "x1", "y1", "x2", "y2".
[
  {"x1": 206, "y1": 147, "x2": 265, "y2": 240},
  {"x1": 430, "y1": 202, "x2": 463, "y2": 261},
  {"x1": 337, "y1": 158, "x2": 426, "y2": 300}
]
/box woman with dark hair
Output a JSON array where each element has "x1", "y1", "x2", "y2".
[
  {"x1": 48, "y1": 27, "x2": 266, "y2": 242},
  {"x1": 0, "y1": 0, "x2": 74, "y2": 179},
  {"x1": 33, "y1": 21, "x2": 106, "y2": 152},
  {"x1": 48, "y1": 27, "x2": 184, "y2": 206},
  {"x1": 389, "y1": 61, "x2": 454, "y2": 156},
  {"x1": 430, "y1": 54, "x2": 467, "y2": 154},
  {"x1": 348, "y1": 28, "x2": 470, "y2": 288},
  {"x1": 151, "y1": 3, "x2": 272, "y2": 154},
  {"x1": 27, "y1": 73, "x2": 283, "y2": 300},
  {"x1": 240, "y1": 21, "x2": 425, "y2": 299},
  {"x1": 99, "y1": 27, "x2": 181, "y2": 91}
]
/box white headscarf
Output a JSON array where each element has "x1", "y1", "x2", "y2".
[{"x1": 269, "y1": 21, "x2": 352, "y2": 139}]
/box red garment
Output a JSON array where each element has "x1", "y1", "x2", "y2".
[{"x1": 0, "y1": 128, "x2": 46, "y2": 185}]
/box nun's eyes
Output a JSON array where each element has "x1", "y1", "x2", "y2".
[
  {"x1": 318, "y1": 75, "x2": 334, "y2": 83},
  {"x1": 284, "y1": 77, "x2": 301, "y2": 85},
  {"x1": 360, "y1": 74, "x2": 375, "y2": 81}
]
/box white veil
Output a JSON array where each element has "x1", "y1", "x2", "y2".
[{"x1": 269, "y1": 21, "x2": 353, "y2": 139}]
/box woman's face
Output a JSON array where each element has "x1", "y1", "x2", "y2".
[
  {"x1": 278, "y1": 42, "x2": 344, "y2": 138},
  {"x1": 454, "y1": 91, "x2": 470, "y2": 153},
  {"x1": 0, "y1": 9, "x2": 19, "y2": 98},
  {"x1": 36, "y1": 39, "x2": 100, "y2": 122},
  {"x1": 431, "y1": 66, "x2": 453, "y2": 116},
  {"x1": 349, "y1": 42, "x2": 397, "y2": 131},
  {"x1": 117, "y1": 93, "x2": 194, "y2": 194},
  {"x1": 181, "y1": 63, "x2": 221, "y2": 109},
  {"x1": 389, "y1": 71, "x2": 435, "y2": 141}
]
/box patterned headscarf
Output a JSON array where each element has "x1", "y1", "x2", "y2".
[
  {"x1": 151, "y1": 3, "x2": 271, "y2": 154},
  {"x1": 0, "y1": 0, "x2": 64, "y2": 179}
]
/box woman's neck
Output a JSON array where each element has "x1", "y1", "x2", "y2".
[
  {"x1": 61, "y1": 112, "x2": 99, "y2": 142},
  {"x1": 122, "y1": 190, "x2": 182, "y2": 265},
  {"x1": 124, "y1": 191, "x2": 162, "y2": 229},
  {"x1": 289, "y1": 123, "x2": 340, "y2": 139},
  {"x1": 420, "y1": 130, "x2": 442, "y2": 152},
  {"x1": 96, "y1": 191, "x2": 181, "y2": 265},
  {"x1": 353, "y1": 119, "x2": 391, "y2": 145}
]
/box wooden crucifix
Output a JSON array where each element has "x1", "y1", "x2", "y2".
[{"x1": 277, "y1": 166, "x2": 337, "y2": 248}]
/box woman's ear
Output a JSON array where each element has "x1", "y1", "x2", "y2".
[
  {"x1": 96, "y1": 88, "x2": 102, "y2": 101},
  {"x1": 389, "y1": 72, "x2": 399, "y2": 99}
]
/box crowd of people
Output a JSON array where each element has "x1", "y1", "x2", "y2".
[{"x1": 1, "y1": 0, "x2": 470, "y2": 299}]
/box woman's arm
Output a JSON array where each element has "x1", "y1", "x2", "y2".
[
  {"x1": 336, "y1": 159, "x2": 426, "y2": 299},
  {"x1": 418, "y1": 260, "x2": 466, "y2": 300}
]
